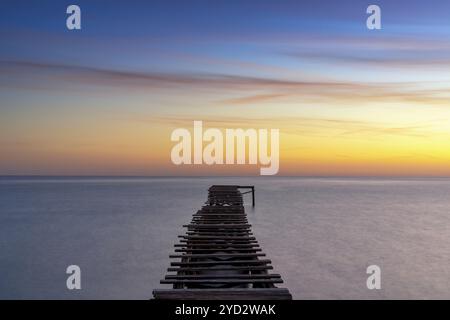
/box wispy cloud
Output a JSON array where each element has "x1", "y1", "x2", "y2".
[
  {"x1": 285, "y1": 50, "x2": 450, "y2": 68},
  {"x1": 281, "y1": 32, "x2": 450, "y2": 69},
  {"x1": 219, "y1": 93, "x2": 287, "y2": 105},
  {"x1": 2, "y1": 60, "x2": 449, "y2": 107},
  {"x1": 135, "y1": 115, "x2": 447, "y2": 140}
]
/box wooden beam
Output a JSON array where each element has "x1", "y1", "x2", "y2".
[
  {"x1": 174, "y1": 243, "x2": 260, "y2": 248},
  {"x1": 161, "y1": 279, "x2": 283, "y2": 284},
  {"x1": 167, "y1": 265, "x2": 273, "y2": 272},
  {"x1": 174, "y1": 248, "x2": 262, "y2": 252},
  {"x1": 171, "y1": 259, "x2": 272, "y2": 266},
  {"x1": 178, "y1": 235, "x2": 256, "y2": 240},
  {"x1": 153, "y1": 288, "x2": 292, "y2": 300},
  {"x1": 169, "y1": 253, "x2": 265, "y2": 258},
  {"x1": 165, "y1": 274, "x2": 281, "y2": 280}
]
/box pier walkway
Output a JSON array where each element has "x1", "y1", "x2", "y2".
[{"x1": 153, "y1": 185, "x2": 292, "y2": 300}]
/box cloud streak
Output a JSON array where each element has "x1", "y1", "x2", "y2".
[
  {"x1": 2, "y1": 60, "x2": 449, "y2": 107},
  {"x1": 137, "y1": 115, "x2": 448, "y2": 140}
]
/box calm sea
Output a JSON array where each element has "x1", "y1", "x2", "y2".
[{"x1": 0, "y1": 176, "x2": 449, "y2": 299}]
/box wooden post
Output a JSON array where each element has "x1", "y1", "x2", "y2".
[
  {"x1": 237, "y1": 186, "x2": 255, "y2": 207},
  {"x1": 251, "y1": 186, "x2": 255, "y2": 207}
]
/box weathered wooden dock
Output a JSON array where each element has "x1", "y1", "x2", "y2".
[{"x1": 153, "y1": 185, "x2": 292, "y2": 300}]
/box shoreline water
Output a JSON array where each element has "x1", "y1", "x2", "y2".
[{"x1": 0, "y1": 177, "x2": 449, "y2": 299}]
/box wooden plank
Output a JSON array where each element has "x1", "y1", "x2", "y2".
[
  {"x1": 186, "y1": 230, "x2": 252, "y2": 234},
  {"x1": 180, "y1": 239, "x2": 257, "y2": 243},
  {"x1": 191, "y1": 221, "x2": 248, "y2": 224},
  {"x1": 184, "y1": 224, "x2": 251, "y2": 228},
  {"x1": 192, "y1": 219, "x2": 246, "y2": 221},
  {"x1": 201, "y1": 206, "x2": 243, "y2": 208},
  {"x1": 179, "y1": 243, "x2": 259, "y2": 247},
  {"x1": 161, "y1": 279, "x2": 283, "y2": 284},
  {"x1": 184, "y1": 231, "x2": 252, "y2": 235},
  {"x1": 171, "y1": 259, "x2": 272, "y2": 266},
  {"x1": 169, "y1": 253, "x2": 265, "y2": 258},
  {"x1": 193, "y1": 215, "x2": 245, "y2": 218},
  {"x1": 191, "y1": 217, "x2": 247, "y2": 220},
  {"x1": 180, "y1": 244, "x2": 261, "y2": 249},
  {"x1": 165, "y1": 274, "x2": 281, "y2": 280},
  {"x1": 192, "y1": 216, "x2": 247, "y2": 219},
  {"x1": 186, "y1": 224, "x2": 250, "y2": 226},
  {"x1": 178, "y1": 235, "x2": 256, "y2": 240},
  {"x1": 174, "y1": 248, "x2": 262, "y2": 252},
  {"x1": 184, "y1": 235, "x2": 253, "y2": 238},
  {"x1": 174, "y1": 243, "x2": 260, "y2": 248},
  {"x1": 180, "y1": 238, "x2": 257, "y2": 242},
  {"x1": 183, "y1": 231, "x2": 253, "y2": 235},
  {"x1": 198, "y1": 212, "x2": 244, "y2": 215},
  {"x1": 179, "y1": 240, "x2": 258, "y2": 244},
  {"x1": 153, "y1": 288, "x2": 292, "y2": 300},
  {"x1": 184, "y1": 228, "x2": 252, "y2": 232},
  {"x1": 167, "y1": 265, "x2": 273, "y2": 272},
  {"x1": 197, "y1": 208, "x2": 242, "y2": 210},
  {"x1": 200, "y1": 206, "x2": 243, "y2": 208},
  {"x1": 199, "y1": 210, "x2": 244, "y2": 212},
  {"x1": 178, "y1": 233, "x2": 257, "y2": 242},
  {"x1": 185, "y1": 232, "x2": 252, "y2": 235}
]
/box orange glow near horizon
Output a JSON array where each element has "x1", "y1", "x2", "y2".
[{"x1": 3, "y1": 103, "x2": 450, "y2": 176}]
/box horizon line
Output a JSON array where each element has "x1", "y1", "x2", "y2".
[{"x1": 2, "y1": 174, "x2": 450, "y2": 179}]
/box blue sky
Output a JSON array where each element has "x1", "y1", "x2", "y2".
[{"x1": 2, "y1": 0, "x2": 450, "y2": 71}]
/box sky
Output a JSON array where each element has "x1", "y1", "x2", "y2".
[{"x1": 1, "y1": 0, "x2": 450, "y2": 176}]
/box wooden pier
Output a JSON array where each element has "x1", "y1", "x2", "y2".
[{"x1": 153, "y1": 185, "x2": 292, "y2": 300}]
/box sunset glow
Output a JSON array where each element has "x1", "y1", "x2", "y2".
[{"x1": 1, "y1": 0, "x2": 450, "y2": 176}]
